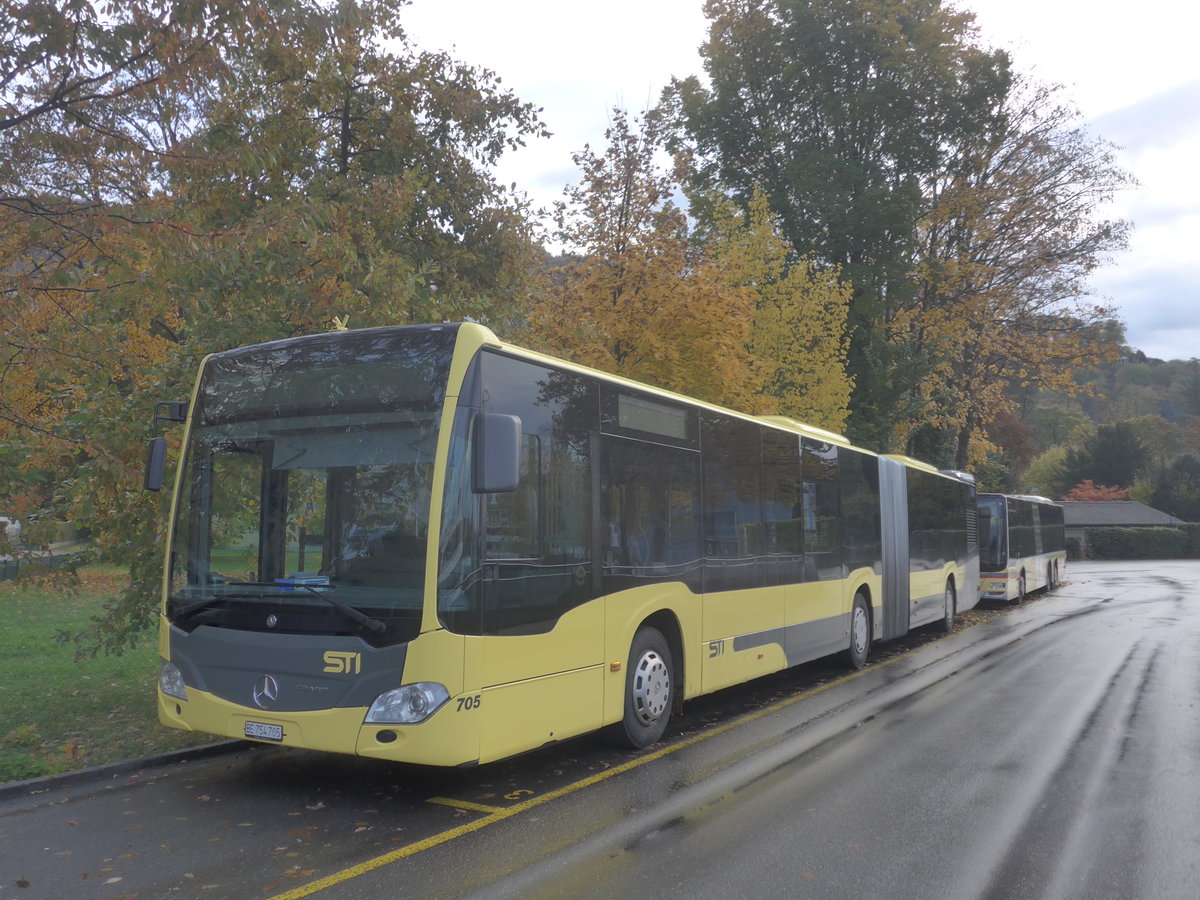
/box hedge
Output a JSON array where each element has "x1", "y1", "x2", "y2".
[{"x1": 1083, "y1": 526, "x2": 1200, "y2": 560}]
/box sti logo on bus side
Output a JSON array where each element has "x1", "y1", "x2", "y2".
[{"x1": 323, "y1": 651, "x2": 362, "y2": 675}]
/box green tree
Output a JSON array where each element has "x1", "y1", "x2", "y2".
[
  {"x1": 1062, "y1": 422, "x2": 1149, "y2": 491},
  {"x1": 1151, "y1": 454, "x2": 1200, "y2": 522},
  {"x1": 1181, "y1": 361, "x2": 1200, "y2": 416},
  {"x1": 1028, "y1": 406, "x2": 1092, "y2": 449},
  {"x1": 1022, "y1": 445, "x2": 1069, "y2": 498},
  {"x1": 662, "y1": 0, "x2": 1011, "y2": 448},
  {"x1": 1125, "y1": 415, "x2": 1185, "y2": 477}
]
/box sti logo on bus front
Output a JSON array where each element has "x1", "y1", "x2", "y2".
[{"x1": 323, "y1": 651, "x2": 362, "y2": 675}]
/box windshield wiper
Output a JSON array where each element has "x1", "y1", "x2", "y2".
[
  {"x1": 170, "y1": 592, "x2": 266, "y2": 619},
  {"x1": 294, "y1": 583, "x2": 387, "y2": 635},
  {"x1": 171, "y1": 582, "x2": 387, "y2": 635},
  {"x1": 169, "y1": 579, "x2": 284, "y2": 619}
]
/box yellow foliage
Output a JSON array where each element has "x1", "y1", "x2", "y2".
[
  {"x1": 711, "y1": 187, "x2": 854, "y2": 432},
  {"x1": 527, "y1": 130, "x2": 855, "y2": 434},
  {"x1": 525, "y1": 110, "x2": 765, "y2": 411}
]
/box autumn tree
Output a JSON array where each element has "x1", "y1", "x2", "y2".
[
  {"x1": 525, "y1": 109, "x2": 765, "y2": 410},
  {"x1": 1, "y1": 0, "x2": 291, "y2": 610},
  {"x1": 1062, "y1": 480, "x2": 1130, "y2": 502},
  {"x1": 525, "y1": 111, "x2": 854, "y2": 429},
  {"x1": 662, "y1": 0, "x2": 1011, "y2": 449},
  {"x1": 167, "y1": 0, "x2": 545, "y2": 336},
  {"x1": 894, "y1": 76, "x2": 1129, "y2": 468},
  {"x1": 707, "y1": 186, "x2": 853, "y2": 431},
  {"x1": 1, "y1": 0, "x2": 547, "y2": 651}
]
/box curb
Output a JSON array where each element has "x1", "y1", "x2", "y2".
[{"x1": 0, "y1": 740, "x2": 250, "y2": 803}]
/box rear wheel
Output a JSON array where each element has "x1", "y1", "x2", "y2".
[
  {"x1": 609, "y1": 627, "x2": 674, "y2": 749},
  {"x1": 845, "y1": 593, "x2": 871, "y2": 669},
  {"x1": 937, "y1": 580, "x2": 956, "y2": 633}
]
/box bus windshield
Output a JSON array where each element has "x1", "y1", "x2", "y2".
[
  {"x1": 977, "y1": 494, "x2": 1007, "y2": 572},
  {"x1": 166, "y1": 327, "x2": 456, "y2": 646}
]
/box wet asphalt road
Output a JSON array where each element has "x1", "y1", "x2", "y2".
[{"x1": 3, "y1": 561, "x2": 1198, "y2": 899}]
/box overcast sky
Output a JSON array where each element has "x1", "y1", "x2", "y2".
[{"x1": 403, "y1": 0, "x2": 1200, "y2": 362}]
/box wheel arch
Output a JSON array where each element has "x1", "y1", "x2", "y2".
[
  {"x1": 857, "y1": 582, "x2": 875, "y2": 646},
  {"x1": 637, "y1": 608, "x2": 685, "y2": 715}
]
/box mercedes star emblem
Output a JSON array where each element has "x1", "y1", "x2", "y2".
[{"x1": 252, "y1": 674, "x2": 280, "y2": 709}]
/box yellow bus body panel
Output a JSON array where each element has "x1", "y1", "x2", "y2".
[
  {"x1": 477, "y1": 665, "x2": 605, "y2": 763},
  {"x1": 701, "y1": 584, "x2": 787, "y2": 694},
  {"x1": 702, "y1": 583, "x2": 785, "y2": 644},
  {"x1": 468, "y1": 600, "x2": 607, "y2": 762},
  {"x1": 910, "y1": 567, "x2": 946, "y2": 610},
  {"x1": 787, "y1": 578, "x2": 843, "y2": 635}
]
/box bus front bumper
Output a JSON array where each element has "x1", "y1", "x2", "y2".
[{"x1": 157, "y1": 688, "x2": 481, "y2": 767}]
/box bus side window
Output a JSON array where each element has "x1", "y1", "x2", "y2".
[
  {"x1": 484, "y1": 435, "x2": 540, "y2": 559},
  {"x1": 601, "y1": 434, "x2": 701, "y2": 593},
  {"x1": 802, "y1": 439, "x2": 843, "y2": 581},
  {"x1": 474, "y1": 352, "x2": 597, "y2": 635}
]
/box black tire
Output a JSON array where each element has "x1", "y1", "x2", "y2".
[
  {"x1": 845, "y1": 593, "x2": 871, "y2": 669},
  {"x1": 609, "y1": 627, "x2": 674, "y2": 749},
  {"x1": 937, "y1": 579, "x2": 956, "y2": 634},
  {"x1": 1014, "y1": 573, "x2": 1027, "y2": 605}
]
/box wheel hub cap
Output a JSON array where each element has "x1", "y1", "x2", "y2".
[
  {"x1": 632, "y1": 650, "x2": 670, "y2": 725},
  {"x1": 852, "y1": 607, "x2": 868, "y2": 654}
]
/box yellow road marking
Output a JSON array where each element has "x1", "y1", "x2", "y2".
[
  {"x1": 267, "y1": 639, "x2": 940, "y2": 899},
  {"x1": 426, "y1": 797, "x2": 505, "y2": 814}
]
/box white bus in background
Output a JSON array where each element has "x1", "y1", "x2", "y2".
[{"x1": 977, "y1": 493, "x2": 1065, "y2": 603}]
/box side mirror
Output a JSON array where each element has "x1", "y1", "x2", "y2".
[
  {"x1": 143, "y1": 401, "x2": 187, "y2": 492},
  {"x1": 144, "y1": 437, "x2": 169, "y2": 491},
  {"x1": 473, "y1": 413, "x2": 521, "y2": 493}
]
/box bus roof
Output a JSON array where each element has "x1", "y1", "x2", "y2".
[{"x1": 978, "y1": 492, "x2": 1061, "y2": 505}]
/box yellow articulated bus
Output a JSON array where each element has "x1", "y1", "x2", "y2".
[
  {"x1": 977, "y1": 493, "x2": 1066, "y2": 603},
  {"x1": 144, "y1": 323, "x2": 978, "y2": 766}
]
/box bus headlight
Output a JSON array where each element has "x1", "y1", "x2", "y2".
[
  {"x1": 159, "y1": 661, "x2": 188, "y2": 701},
  {"x1": 365, "y1": 683, "x2": 450, "y2": 724}
]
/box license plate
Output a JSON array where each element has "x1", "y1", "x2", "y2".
[{"x1": 244, "y1": 721, "x2": 284, "y2": 742}]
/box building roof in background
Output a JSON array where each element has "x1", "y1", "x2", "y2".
[{"x1": 1060, "y1": 501, "x2": 1184, "y2": 527}]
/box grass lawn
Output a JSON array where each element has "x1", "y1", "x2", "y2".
[{"x1": 0, "y1": 567, "x2": 214, "y2": 784}]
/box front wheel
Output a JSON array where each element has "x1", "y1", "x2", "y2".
[
  {"x1": 609, "y1": 627, "x2": 674, "y2": 749},
  {"x1": 845, "y1": 594, "x2": 871, "y2": 670},
  {"x1": 1014, "y1": 573, "x2": 1027, "y2": 605}
]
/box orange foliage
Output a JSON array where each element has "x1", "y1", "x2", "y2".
[{"x1": 1063, "y1": 480, "x2": 1131, "y2": 501}]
